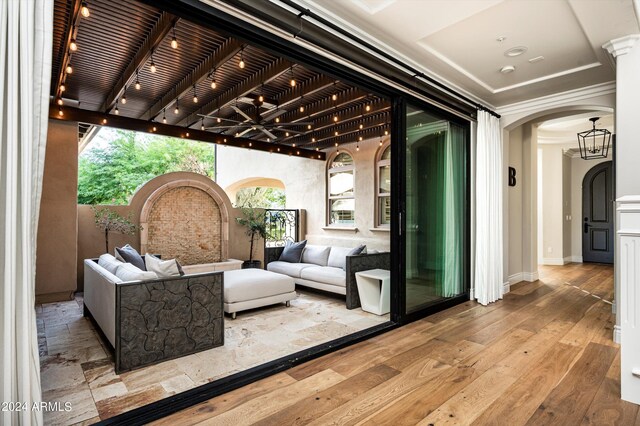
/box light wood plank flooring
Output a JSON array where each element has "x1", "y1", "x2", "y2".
[{"x1": 154, "y1": 263, "x2": 639, "y2": 425}]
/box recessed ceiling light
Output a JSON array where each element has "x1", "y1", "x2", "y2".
[
  {"x1": 500, "y1": 65, "x2": 516, "y2": 74},
  {"x1": 529, "y1": 55, "x2": 545, "y2": 63},
  {"x1": 505, "y1": 46, "x2": 528, "y2": 57}
]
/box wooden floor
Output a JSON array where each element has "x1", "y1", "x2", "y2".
[{"x1": 153, "y1": 263, "x2": 638, "y2": 426}]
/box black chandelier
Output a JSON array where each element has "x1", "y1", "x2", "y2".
[{"x1": 577, "y1": 117, "x2": 611, "y2": 160}]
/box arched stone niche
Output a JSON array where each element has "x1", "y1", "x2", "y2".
[{"x1": 139, "y1": 179, "x2": 230, "y2": 265}]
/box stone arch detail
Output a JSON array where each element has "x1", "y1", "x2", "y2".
[{"x1": 140, "y1": 179, "x2": 229, "y2": 264}]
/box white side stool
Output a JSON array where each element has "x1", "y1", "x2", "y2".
[{"x1": 355, "y1": 269, "x2": 390, "y2": 315}]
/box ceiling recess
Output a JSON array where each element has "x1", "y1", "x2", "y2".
[{"x1": 504, "y1": 46, "x2": 528, "y2": 57}]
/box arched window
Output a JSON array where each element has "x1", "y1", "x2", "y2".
[
  {"x1": 327, "y1": 152, "x2": 355, "y2": 225},
  {"x1": 377, "y1": 145, "x2": 391, "y2": 226}
]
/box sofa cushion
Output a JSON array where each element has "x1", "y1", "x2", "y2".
[
  {"x1": 145, "y1": 253, "x2": 181, "y2": 278},
  {"x1": 300, "y1": 266, "x2": 346, "y2": 287},
  {"x1": 115, "y1": 263, "x2": 158, "y2": 282},
  {"x1": 267, "y1": 261, "x2": 313, "y2": 278},
  {"x1": 301, "y1": 245, "x2": 331, "y2": 266},
  {"x1": 115, "y1": 245, "x2": 146, "y2": 271},
  {"x1": 327, "y1": 245, "x2": 367, "y2": 270},
  {"x1": 279, "y1": 240, "x2": 307, "y2": 263},
  {"x1": 224, "y1": 269, "x2": 295, "y2": 303},
  {"x1": 98, "y1": 253, "x2": 123, "y2": 275}
]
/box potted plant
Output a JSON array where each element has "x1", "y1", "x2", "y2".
[
  {"x1": 236, "y1": 206, "x2": 269, "y2": 269},
  {"x1": 92, "y1": 206, "x2": 141, "y2": 253}
]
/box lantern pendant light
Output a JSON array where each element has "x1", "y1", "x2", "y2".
[{"x1": 577, "y1": 117, "x2": 611, "y2": 160}]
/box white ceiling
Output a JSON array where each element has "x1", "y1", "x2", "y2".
[
  {"x1": 538, "y1": 112, "x2": 614, "y2": 145},
  {"x1": 292, "y1": 0, "x2": 640, "y2": 107}
]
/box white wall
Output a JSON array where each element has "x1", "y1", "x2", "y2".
[
  {"x1": 216, "y1": 137, "x2": 391, "y2": 251},
  {"x1": 507, "y1": 126, "x2": 523, "y2": 280}
]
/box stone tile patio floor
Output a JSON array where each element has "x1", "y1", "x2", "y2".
[{"x1": 37, "y1": 290, "x2": 388, "y2": 425}]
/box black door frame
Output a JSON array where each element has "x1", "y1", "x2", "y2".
[{"x1": 100, "y1": 1, "x2": 475, "y2": 424}]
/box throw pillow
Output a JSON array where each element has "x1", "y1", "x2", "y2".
[
  {"x1": 348, "y1": 244, "x2": 366, "y2": 257},
  {"x1": 145, "y1": 253, "x2": 182, "y2": 278},
  {"x1": 301, "y1": 245, "x2": 331, "y2": 266},
  {"x1": 114, "y1": 263, "x2": 158, "y2": 282},
  {"x1": 98, "y1": 253, "x2": 123, "y2": 275},
  {"x1": 114, "y1": 244, "x2": 133, "y2": 261},
  {"x1": 279, "y1": 240, "x2": 307, "y2": 263},
  {"x1": 115, "y1": 245, "x2": 146, "y2": 271}
]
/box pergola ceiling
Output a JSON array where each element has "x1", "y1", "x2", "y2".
[{"x1": 51, "y1": 0, "x2": 391, "y2": 153}]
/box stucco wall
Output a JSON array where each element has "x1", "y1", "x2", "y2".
[
  {"x1": 216, "y1": 137, "x2": 391, "y2": 251},
  {"x1": 36, "y1": 120, "x2": 78, "y2": 302}
]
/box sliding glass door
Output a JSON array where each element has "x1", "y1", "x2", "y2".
[{"x1": 404, "y1": 104, "x2": 469, "y2": 314}]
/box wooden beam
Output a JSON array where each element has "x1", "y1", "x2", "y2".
[
  {"x1": 273, "y1": 87, "x2": 368, "y2": 124},
  {"x1": 314, "y1": 123, "x2": 389, "y2": 150},
  {"x1": 298, "y1": 111, "x2": 390, "y2": 148},
  {"x1": 140, "y1": 38, "x2": 243, "y2": 121},
  {"x1": 177, "y1": 58, "x2": 291, "y2": 128},
  {"x1": 100, "y1": 12, "x2": 178, "y2": 113},
  {"x1": 54, "y1": 0, "x2": 82, "y2": 97},
  {"x1": 50, "y1": 105, "x2": 325, "y2": 161}
]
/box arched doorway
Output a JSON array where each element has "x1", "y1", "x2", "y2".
[{"x1": 582, "y1": 161, "x2": 614, "y2": 264}]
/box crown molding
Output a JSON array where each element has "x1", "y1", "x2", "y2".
[
  {"x1": 496, "y1": 81, "x2": 616, "y2": 117},
  {"x1": 602, "y1": 34, "x2": 640, "y2": 58}
]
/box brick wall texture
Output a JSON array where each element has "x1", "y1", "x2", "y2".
[{"x1": 147, "y1": 187, "x2": 222, "y2": 265}]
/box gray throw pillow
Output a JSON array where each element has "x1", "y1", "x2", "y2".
[
  {"x1": 279, "y1": 240, "x2": 307, "y2": 263},
  {"x1": 115, "y1": 245, "x2": 146, "y2": 271},
  {"x1": 348, "y1": 244, "x2": 366, "y2": 257}
]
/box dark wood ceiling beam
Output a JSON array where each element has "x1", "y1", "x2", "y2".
[
  {"x1": 178, "y1": 58, "x2": 291, "y2": 128},
  {"x1": 315, "y1": 123, "x2": 389, "y2": 150},
  {"x1": 273, "y1": 87, "x2": 368, "y2": 124},
  {"x1": 50, "y1": 104, "x2": 325, "y2": 160},
  {"x1": 54, "y1": 0, "x2": 82, "y2": 97},
  {"x1": 297, "y1": 111, "x2": 390, "y2": 146},
  {"x1": 140, "y1": 38, "x2": 243, "y2": 121},
  {"x1": 100, "y1": 12, "x2": 178, "y2": 113}
]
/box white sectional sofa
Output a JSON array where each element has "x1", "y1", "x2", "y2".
[{"x1": 267, "y1": 245, "x2": 364, "y2": 296}]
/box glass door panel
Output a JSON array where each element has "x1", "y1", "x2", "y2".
[{"x1": 405, "y1": 104, "x2": 467, "y2": 313}]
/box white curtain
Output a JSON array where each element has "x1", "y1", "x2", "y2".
[
  {"x1": 0, "y1": 1, "x2": 53, "y2": 425},
  {"x1": 474, "y1": 110, "x2": 504, "y2": 305}
]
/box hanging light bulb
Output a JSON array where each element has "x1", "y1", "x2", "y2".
[
  {"x1": 201, "y1": 118, "x2": 205, "y2": 131},
  {"x1": 275, "y1": 117, "x2": 280, "y2": 123},
  {"x1": 258, "y1": 94, "x2": 264, "y2": 103},
  {"x1": 312, "y1": 137, "x2": 316, "y2": 143},
  {"x1": 66, "y1": 63, "x2": 73, "y2": 74},
  {"x1": 365, "y1": 104, "x2": 371, "y2": 112},
  {"x1": 58, "y1": 106, "x2": 64, "y2": 116},
  {"x1": 239, "y1": 49, "x2": 245, "y2": 69},
  {"x1": 359, "y1": 123, "x2": 364, "y2": 130},
  {"x1": 162, "y1": 109, "x2": 167, "y2": 123},
  {"x1": 56, "y1": 97, "x2": 63, "y2": 106},
  {"x1": 299, "y1": 105, "x2": 305, "y2": 113},
  {"x1": 135, "y1": 71, "x2": 141, "y2": 90},
  {"x1": 70, "y1": 38, "x2": 78, "y2": 52},
  {"x1": 192, "y1": 85, "x2": 198, "y2": 103},
  {"x1": 60, "y1": 82, "x2": 66, "y2": 92},
  {"x1": 80, "y1": 1, "x2": 90, "y2": 17},
  {"x1": 149, "y1": 50, "x2": 157, "y2": 73},
  {"x1": 359, "y1": 136, "x2": 363, "y2": 141},
  {"x1": 333, "y1": 115, "x2": 338, "y2": 122},
  {"x1": 332, "y1": 93, "x2": 337, "y2": 101},
  {"x1": 209, "y1": 68, "x2": 217, "y2": 89},
  {"x1": 384, "y1": 130, "x2": 389, "y2": 136},
  {"x1": 114, "y1": 105, "x2": 119, "y2": 115},
  {"x1": 121, "y1": 91, "x2": 127, "y2": 104},
  {"x1": 307, "y1": 124, "x2": 312, "y2": 130},
  {"x1": 285, "y1": 132, "x2": 290, "y2": 137},
  {"x1": 290, "y1": 67, "x2": 296, "y2": 87},
  {"x1": 216, "y1": 117, "x2": 221, "y2": 123},
  {"x1": 102, "y1": 118, "x2": 107, "y2": 124},
  {"x1": 170, "y1": 26, "x2": 178, "y2": 49},
  {"x1": 152, "y1": 126, "x2": 157, "y2": 132},
  {"x1": 356, "y1": 144, "x2": 360, "y2": 151},
  {"x1": 334, "y1": 131, "x2": 339, "y2": 136},
  {"x1": 292, "y1": 143, "x2": 296, "y2": 147},
  {"x1": 174, "y1": 98, "x2": 179, "y2": 114}
]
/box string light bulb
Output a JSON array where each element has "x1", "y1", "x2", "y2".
[
  {"x1": 239, "y1": 49, "x2": 245, "y2": 69},
  {"x1": 285, "y1": 132, "x2": 290, "y2": 137},
  {"x1": 149, "y1": 50, "x2": 157, "y2": 73},
  {"x1": 290, "y1": 67, "x2": 296, "y2": 87},
  {"x1": 70, "y1": 38, "x2": 78, "y2": 52},
  {"x1": 114, "y1": 104, "x2": 119, "y2": 115},
  {"x1": 275, "y1": 117, "x2": 280, "y2": 123},
  {"x1": 162, "y1": 109, "x2": 167, "y2": 123},
  {"x1": 170, "y1": 26, "x2": 178, "y2": 49},
  {"x1": 174, "y1": 98, "x2": 179, "y2": 114},
  {"x1": 333, "y1": 115, "x2": 338, "y2": 122},
  {"x1": 66, "y1": 63, "x2": 73, "y2": 74},
  {"x1": 216, "y1": 117, "x2": 221, "y2": 123},
  {"x1": 192, "y1": 85, "x2": 198, "y2": 103},
  {"x1": 332, "y1": 93, "x2": 337, "y2": 101},
  {"x1": 201, "y1": 118, "x2": 205, "y2": 130},
  {"x1": 135, "y1": 71, "x2": 141, "y2": 90},
  {"x1": 334, "y1": 131, "x2": 339, "y2": 136},
  {"x1": 359, "y1": 136, "x2": 363, "y2": 141},
  {"x1": 121, "y1": 91, "x2": 127, "y2": 104},
  {"x1": 307, "y1": 124, "x2": 312, "y2": 130},
  {"x1": 365, "y1": 104, "x2": 371, "y2": 112},
  {"x1": 384, "y1": 130, "x2": 389, "y2": 136},
  {"x1": 60, "y1": 82, "x2": 66, "y2": 92},
  {"x1": 58, "y1": 106, "x2": 64, "y2": 116},
  {"x1": 210, "y1": 68, "x2": 217, "y2": 89},
  {"x1": 102, "y1": 118, "x2": 107, "y2": 124},
  {"x1": 359, "y1": 124, "x2": 364, "y2": 130},
  {"x1": 356, "y1": 144, "x2": 360, "y2": 151},
  {"x1": 299, "y1": 105, "x2": 305, "y2": 113},
  {"x1": 258, "y1": 94, "x2": 264, "y2": 103},
  {"x1": 80, "y1": 1, "x2": 90, "y2": 17},
  {"x1": 56, "y1": 97, "x2": 63, "y2": 106}
]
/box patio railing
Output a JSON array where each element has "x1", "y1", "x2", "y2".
[{"x1": 264, "y1": 209, "x2": 299, "y2": 248}]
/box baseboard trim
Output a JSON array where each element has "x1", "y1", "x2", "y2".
[
  {"x1": 503, "y1": 282, "x2": 510, "y2": 294},
  {"x1": 541, "y1": 257, "x2": 567, "y2": 266},
  {"x1": 523, "y1": 271, "x2": 539, "y2": 282},
  {"x1": 508, "y1": 273, "x2": 524, "y2": 285},
  {"x1": 568, "y1": 255, "x2": 583, "y2": 263},
  {"x1": 614, "y1": 325, "x2": 621, "y2": 344}
]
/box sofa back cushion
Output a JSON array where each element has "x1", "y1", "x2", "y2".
[
  {"x1": 145, "y1": 253, "x2": 182, "y2": 278},
  {"x1": 115, "y1": 263, "x2": 158, "y2": 282},
  {"x1": 98, "y1": 253, "x2": 123, "y2": 275},
  {"x1": 327, "y1": 245, "x2": 367, "y2": 270},
  {"x1": 301, "y1": 245, "x2": 331, "y2": 266},
  {"x1": 279, "y1": 240, "x2": 307, "y2": 263}
]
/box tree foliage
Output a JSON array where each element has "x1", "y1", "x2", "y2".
[
  {"x1": 92, "y1": 206, "x2": 140, "y2": 253},
  {"x1": 235, "y1": 187, "x2": 286, "y2": 209},
  {"x1": 78, "y1": 129, "x2": 216, "y2": 205}
]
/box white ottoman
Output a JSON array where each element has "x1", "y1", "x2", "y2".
[{"x1": 223, "y1": 269, "x2": 296, "y2": 319}]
